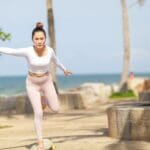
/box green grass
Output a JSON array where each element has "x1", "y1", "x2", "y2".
[
  {"x1": 109, "y1": 89, "x2": 137, "y2": 100},
  {"x1": 0, "y1": 124, "x2": 13, "y2": 129}
]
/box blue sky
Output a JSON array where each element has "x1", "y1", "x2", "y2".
[{"x1": 0, "y1": 0, "x2": 150, "y2": 76}]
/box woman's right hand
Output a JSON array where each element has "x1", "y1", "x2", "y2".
[{"x1": 64, "y1": 69, "x2": 73, "y2": 76}]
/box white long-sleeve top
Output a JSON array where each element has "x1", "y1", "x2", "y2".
[{"x1": 0, "y1": 46, "x2": 67, "y2": 74}]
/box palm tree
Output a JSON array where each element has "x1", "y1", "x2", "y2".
[
  {"x1": 137, "y1": 0, "x2": 146, "y2": 6},
  {"x1": 46, "y1": 0, "x2": 56, "y2": 49},
  {"x1": 46, "y1": 0, "x2": 58, "y2": 94},
  {"x1": 119, "y1": 0, "x2": 146, "y2": 91},
  {"x1": 130, "y1": 0, "x2": 146, "y2": 7},
  {"x1": 120, "y1": 0, "x2": 131, "y2": 91}
]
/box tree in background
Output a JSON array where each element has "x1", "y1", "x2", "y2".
[
  {"x1": 120, "y1": 0, "x2": 131, "y2": 92},
  {"x1": 0, "y1": 29, "x2": 11, "y2": 56},
  {"x1": 0, "y1": 29, "x2": 11, "y2": 41},
  {"x1": 130, "y1": 0, "x2": 146, "y2": 7},
  {"x1": 46, "y1": 0, "x2": 59, "y2": 94},
  {"x1": 138, "y1": 0, "x2": 146, "y2": 5},
  {"x1": 119, "y1": 0, "x2": 146, "y2": 92}
]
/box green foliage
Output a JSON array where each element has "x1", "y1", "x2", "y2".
[
  {"x1": 110, "y1": 89, "x2": 136, "y2": 99},
  {"x1": 0, "y1": 28, "x2": 11, "y2": 41}
]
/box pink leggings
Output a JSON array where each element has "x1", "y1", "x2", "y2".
[{"x1": 25, "y1": 73, "x2": 59, "y2": 140}]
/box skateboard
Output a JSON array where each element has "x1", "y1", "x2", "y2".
[{"x1": 30, "y1": 139, "x2": 56, "y2": 150}]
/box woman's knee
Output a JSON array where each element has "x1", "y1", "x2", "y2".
[{"x1": 51, "y1": 104, "x2": 59, "y2": 113}]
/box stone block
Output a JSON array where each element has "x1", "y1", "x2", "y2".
[{"x1": 107, "y1": 102, "x2": 150, "y2": 140}]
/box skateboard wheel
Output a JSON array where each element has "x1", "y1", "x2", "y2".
[{"x1": 50, "y1": 145, "x2": 56, "y2": 150}]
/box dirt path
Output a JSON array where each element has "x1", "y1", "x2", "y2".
[{"x1": 0, "y1": 102, "x2": 150, "y2": 150}]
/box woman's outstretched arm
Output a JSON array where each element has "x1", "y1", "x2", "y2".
[
  {"x1": 51, "y1": 48, "x2": 73, "y2": 76},
  {"x1": 51, "y1": 48, "x2": 67, "y2": 72},
  {"x1": 0, "y1": 47, "x2": 27, "y2": 57}
]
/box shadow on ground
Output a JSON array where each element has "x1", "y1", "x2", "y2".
[{"x1": 105, "y1": 140, "x2": 149, "y2": 150}]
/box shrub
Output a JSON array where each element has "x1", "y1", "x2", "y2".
[{"x1": 110, "y1": 89, "x2": 136, "y2": 98}]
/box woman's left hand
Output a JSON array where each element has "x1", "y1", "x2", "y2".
[{"x1": 64, "y1": 70, "x2": 73, "y2": 76}]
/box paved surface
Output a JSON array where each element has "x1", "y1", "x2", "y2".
[{"x1": 0, "y1": 101, "x2": 150, "y2": 150}]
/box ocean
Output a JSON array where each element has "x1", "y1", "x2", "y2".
[{"x1": 0, "y1": 73, "x2": 149, "y2": 96}]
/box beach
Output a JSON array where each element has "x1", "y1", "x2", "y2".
[
  {"x1": 0, "y1": 100, "x2": 150, "y2": 150},
  {"x1": 0, "y1": 0, "x2": 150, "y2": 149},
  {"x1": 0, "y1": 74, "x2": 150, "y2": 149}
]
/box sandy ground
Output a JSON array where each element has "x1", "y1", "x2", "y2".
[{"x1": 0, "y1": 101, "x2": 150, "y2": 150}]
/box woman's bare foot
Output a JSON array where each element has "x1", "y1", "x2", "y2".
[{"x1": 37, "y1": 139, "x2": 45, "y2": 150}]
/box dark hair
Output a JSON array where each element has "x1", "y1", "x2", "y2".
[{"x1": 32, "y1": 22, "x2": 46, "y2": 39}]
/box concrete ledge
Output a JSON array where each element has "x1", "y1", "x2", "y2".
[
  {"x1": 0, "y1": 91, "x2": 87, "y2": 114},
  {"x1": 0, "y1": 97, "x2": 16, "y2": 113},
  {"x1": 107, "y1": 102, "x2": 150, "y2": 140},
  {"x1": 59, "y1": 91, "x2": 86, "y2": 110},
  {"x1": 139, "y1": 91, "x2": 150, "y2": 102}
]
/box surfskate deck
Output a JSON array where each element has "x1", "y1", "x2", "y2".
[{"x1": 30, "y1": 139, "x2": 56, "y2": 150}]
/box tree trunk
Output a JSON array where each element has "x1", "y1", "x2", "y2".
[
  {"x1": 46, "y1": 0, "x2": 58, "y2": 94},
  {"x1": 138, "y1": 0, "x2": 145, "y2": 6},
  {"x1": 120, "y1": 0, "x2": 131, "y2": 92}
]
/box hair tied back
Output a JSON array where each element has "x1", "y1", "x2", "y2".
[
  {"x1": 36, "y1": 22, "x2": 44, "y2": 29},
  {"x1": 32, "y1": 22, "x2": 46, "y2": 39}
]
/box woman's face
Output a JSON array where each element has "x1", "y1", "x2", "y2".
[{"x1": 32, "y1": 31, "x2": 46, "y2": 50}]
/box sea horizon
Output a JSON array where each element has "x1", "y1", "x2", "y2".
[
  {"x1": 0, "y1": 72, "x2": 149, "y2": 97},
  {"x1": 0, "y1": 72, "x2": 150, "y2": 76}
]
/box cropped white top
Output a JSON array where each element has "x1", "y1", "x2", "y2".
[{"x1": 0, "y1": 46, "x2": 67, "y2": 74}]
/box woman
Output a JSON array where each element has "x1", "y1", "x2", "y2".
[{"x1": 0, "y1": 22, "x2": 72, "y2": 150}]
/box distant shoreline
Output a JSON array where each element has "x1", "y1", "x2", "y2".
[
  {"x1": 0, "y1": 72, "x2": 150, "y2": 77},
  {"x1": 0, "y1": 73, "x2": 149, "y2": 97}
]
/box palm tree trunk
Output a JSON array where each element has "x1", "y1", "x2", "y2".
[
  {"x1": 46, "y1": 0, "x2": 58, "y2": 94},
  {"x1": 138, "y1": 0, "x2": 145, "y2": 6},
  {"x1": 120, "y1": 0, "x2": 131, "y2": 92}
]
